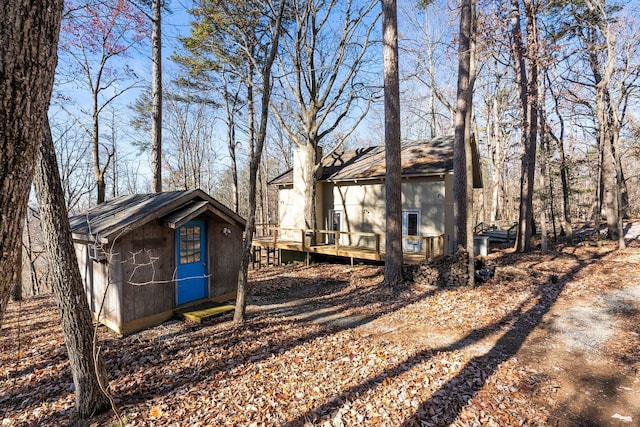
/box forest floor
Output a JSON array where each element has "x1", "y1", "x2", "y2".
[{"x1": 1, "y1": 233, "x2": 640, "y2": 426}]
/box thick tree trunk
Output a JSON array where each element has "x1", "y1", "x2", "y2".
[
  {"x1": 300, "y1": 142, "x2": 320, "y2": 244},
  {"x1": 600, "y1": 101, "x2": 618, "y2": 240},
  {"x1": 151, "y1": 0, "x2": 162, "y2": 193},
  {"x1": 453, "y1": 0, "x2": 475, "y2": 286},
  {"x1": 34, "y1": 120, "x2": 110, "y2": 419},
  {"x1": 382, "y1": 0, "x2": 403, "y2": 288},
  {"x1": 0, "y1": 0, "x2": 64, "y2": 324}
]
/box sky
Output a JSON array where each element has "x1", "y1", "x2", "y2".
[{"x1": 49, "y1": 0, "x2": 640, "y2": 204}]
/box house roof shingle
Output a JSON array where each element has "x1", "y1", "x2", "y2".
[
  {"x1": 69, "y1": 189, "x2": 245, "y2": 243},
  {"x1": 270, "y1": 135, "x2": 476, "y2": 186}
]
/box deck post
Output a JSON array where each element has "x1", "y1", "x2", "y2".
[
  {"x1": 334, "y1": 230, "x2": 339, "y2": 254},
  {"x1": 375, "y1": 234, "x2": 380, "y2": 258},
  {"x1": 301, "y1": 229, "x2": 305, "y2": 251}
]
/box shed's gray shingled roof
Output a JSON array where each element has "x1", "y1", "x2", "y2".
[
  {"x1": 69, "y1": 189, "x2": 245, "y2": 243},
  {"x1": 270, "y1": 135, "x2": 461, "y2": 186}
]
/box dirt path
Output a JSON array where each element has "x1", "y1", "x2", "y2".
[
  {"x1": 248, "y1": 242, "x2": 640, "y2": 426},
  {"x1": 519, "y1": 283, "x2": 640, "y2": 426}
]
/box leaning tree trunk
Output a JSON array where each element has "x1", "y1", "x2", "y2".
[
  {"x1": 0, "y1": 0, "x2": 64, "y2": 324},
  {"x1": 234, "y1": 2, "x2": 285, "y2": 323},
  {"x1": 34, "y1": 120, "x2": 111, "y2": 419}
]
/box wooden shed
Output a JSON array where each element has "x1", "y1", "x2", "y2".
[{"x1": 69, "y1": 189, "x2": 245, "y2": 336}]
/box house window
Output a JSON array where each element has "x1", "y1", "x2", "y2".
[
  {"x1": 402, "y1": 210, "x2": 421, "y2": 252},
  {"x1": 180, "y1": 225, "x2": 202, "y2": 264}
]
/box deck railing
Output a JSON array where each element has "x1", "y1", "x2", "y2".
[{"x1": 253, "y1": 223, "x2": 444, "y2": 262}]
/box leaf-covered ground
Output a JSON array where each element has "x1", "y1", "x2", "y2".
[{"x1": 1, "y1": 240, "x2": 639, "y2": 426}]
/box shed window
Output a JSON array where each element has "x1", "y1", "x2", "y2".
[{"x1": 180, "y1": 225, "x2": 202, "y2": 264}]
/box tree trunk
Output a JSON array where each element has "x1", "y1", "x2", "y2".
[
  {"x1": 611, "y1": 130, "x2": 626, "y2": 249},
  {"x1": 382, "y1": 0, "x2": 403, "y2": 288},
  {"x1": 234, "y1": 2, "x2": 285, "y2": 322},
  {"x1": 0, "y1": 0, "x2": 64, "y2": 324},
  {"x1": 24, "y1": 213, "x2": 41, "y2": 295},
  {"x1": 34, "y1": 119, "x2": 111, "y2": 419},
  {"x1": 10, "y1": 249, "x2": 23, "y2": 301},
  {"x1": 523, "y1": 1, "x2": 539, "y2": 253},
  {"x1": 234, "y1": 62, "x2": 256, "y2": 324},
  {"x1": 300, "y1": 142, "x2": 320, "y2": 245},
  {"x1": 453, "y1": 0, "x2": 475, "y2": 286},
  {"x1": 511, "y1": 0, "x2": 538, "y2": 253},
  {"x1": 538, "y1": 71, "x2": 550, "y2": 254},
  {"x1": 599, "y1": 98, "x2": 618, "y2": 240},
  {"x1": 151, "y1": 0, "x2": 162, "y2": 193},
  {"x1": 221, "y1": 71, "x2": 242, "y2": 213},
  {"x1": 547, "y1": 69, "x2": 574, "y2": 244}
]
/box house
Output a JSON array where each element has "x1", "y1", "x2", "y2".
[
  {"x1": 269, "y1": 135, "x2": 482, "y2": 258},
  {"x1": 69, "y1": 189, "x2": 245, "y2": 336}
]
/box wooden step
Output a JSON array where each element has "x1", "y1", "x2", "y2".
[{"x1": 176, "y1": 301, "x2": 235, "y2": 323}]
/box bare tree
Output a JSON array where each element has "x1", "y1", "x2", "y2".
[
  {"x1": 0, "y1": 0, "x2": 64, "y2": 324},
  {"x1": 163, "y1": 87, "x2": 220, "y2": 192},
  {"x1": 221, "y1": 69, "x2": 243, "y2": 213},
  {"x1": 57, "y1": 0, "x2": 148, "y2": 203},
  {"x1": 401, "y1": 1, "x2": 457, "y2": 138},
  {"x1": 270, "y1": 0, "x2": 380, "y2": 235}
]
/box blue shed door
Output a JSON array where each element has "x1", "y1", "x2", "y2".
[{"x1": 176, "y1": 220, "x2": 208, "y2": 305}]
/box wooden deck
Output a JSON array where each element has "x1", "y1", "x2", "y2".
[{"x1": 251, "y1": 226, "x2": 444, "y2": 267}]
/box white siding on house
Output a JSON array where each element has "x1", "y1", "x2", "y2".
[
  {"x1": 316, "y1": 176, "x2": 448, "y2": 251},
  {"x1": 278, "y1": 186, "x2": 301, "y2": 241}
]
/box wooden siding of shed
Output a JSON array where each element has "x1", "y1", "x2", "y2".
[
  {"x1": 120, "y1": 221, "x2": 175, "y2": 324},
  {"x1": 75, "y1": 241, "x2": 122, "y2": 328},
  {"x1": 209, "y1": 219, "x2": 242, "y2": 297}
]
